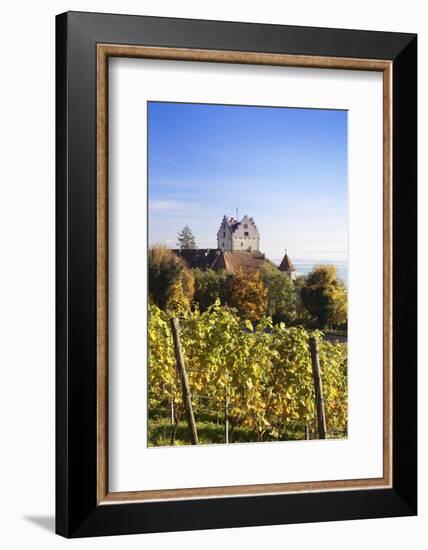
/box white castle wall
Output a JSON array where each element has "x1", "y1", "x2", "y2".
[{"x1": 217, "y1": 215, "x2": 260, "y2": 252}]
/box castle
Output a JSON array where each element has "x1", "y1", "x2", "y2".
[
  {"x1": 217, "y1": 215, "x2": 260, "y2": 252},
  {"x1": 173, "y1": 215, "x2": 296, "y2": 279}
]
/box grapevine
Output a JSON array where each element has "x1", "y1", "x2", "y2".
[{"x1": 148, "y1": 301, "x2": 347, "y2": 444}]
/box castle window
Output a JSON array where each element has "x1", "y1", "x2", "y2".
[
  {"x1": 241, "y1": 242, "x2": 243, "y2": 247},
  {"x1": 223, "y1": 232, "x2": 225, "y2": 237},
  {"x1": 243, "y1": 224, "x2": 248, "y2": 229},
  {"x1": 244, "y1": 231, "x2": 249, "y2": 236}
]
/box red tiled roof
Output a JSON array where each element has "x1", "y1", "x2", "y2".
[
  {"x1": 216, "y1": 251, "x2": 274, "y2": 275},
  {"x1": 278, "y1": 253, "x2": 296, "y2": 272},
  {"x1": 171, "y1": 249, "x2": 274, "y2": 275}
]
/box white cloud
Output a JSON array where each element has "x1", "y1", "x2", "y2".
[{"x1": 148, "y1": 200, "x2": 188, "y2": 212}]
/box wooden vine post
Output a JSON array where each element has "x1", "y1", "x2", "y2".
[
  {"x1": 224, "y1": 386, "x2": 229, "y2": 444},
  {"x1": 309, "y1": 336, "x2": 327, "y2": 439},
  {"x1": 170, "y1": 317, "x2": 198, "y2": 445}
]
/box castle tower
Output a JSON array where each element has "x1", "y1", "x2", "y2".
[
  {"x1": 217, "y1": 215, "x2": 260, "y2": 252},
  {"x1": 278, "y1": 249, "x2": 297, "y2": 280}
]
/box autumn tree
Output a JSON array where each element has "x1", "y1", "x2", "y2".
[
  {"x1": 228, "y1": 271, "x2": 268, "y2": 322},
  {"x1": 177, "y1": 225, "x2": 197, "y2": 249},
  {"x1": 148, "y1": 246, "x2": 194, "y2": 312},
  {"x1": 300, "y1": 265, "x2": 347, "y2": 328},
  {"x1": 259, "y1": 263, "x2": 297, "y2": 323}
]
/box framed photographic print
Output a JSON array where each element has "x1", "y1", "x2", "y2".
[{"x1": 56, "y1": 11, "x2": 417, "y2": 538}]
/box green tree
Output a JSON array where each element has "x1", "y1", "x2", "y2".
[
  {"x1": 177, "y1": 225, "x2": 197, "y2": 249},
  {"x1": 228, "y1": 271, "x2": 267, "y2": 322},
  {"x1": 259, "y1": 263, "x2": 297, "y2": 323},
  {"x1": 193, "y1": 268, "x2": 231, "y2": 311},
  {"x1": 300, "y1": 265, "x2": 347, "y2": 328},
  {"x1": 148, "y1": 246, "x2": 194, "y2": 312},
  {"x1": 292, "y1": 275, "x2": 314, "y2": 326}
]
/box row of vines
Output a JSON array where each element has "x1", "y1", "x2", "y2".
[{"x1": 148, "y1": 301, "x2": 348, "y2": 444}]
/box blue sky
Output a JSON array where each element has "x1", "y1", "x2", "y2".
[{"x1": 148, "y1": 101, "x2": 348, "y2": 262}]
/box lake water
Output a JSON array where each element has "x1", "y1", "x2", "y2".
[{"x1": 273, "y1": 259, "x2": 348, "y2": 286}]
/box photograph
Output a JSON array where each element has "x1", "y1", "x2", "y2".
[
  {"x1": 50, "y1": 7, "x2": 417, "y2": 540},
  {"x1": 147, "y1": 101, "x2": 349, "y2": 447}
]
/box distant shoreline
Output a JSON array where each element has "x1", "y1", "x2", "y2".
[{"x1": 273, "y1": 258, "x2": 348, "y2": 285}]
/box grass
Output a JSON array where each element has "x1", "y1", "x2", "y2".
[
  {"x1": 147, "y1": 408, "x2": 344, "y2": 447},
  {"x1": 148, "y1": 409, "x2": 256, "y2": 447}
]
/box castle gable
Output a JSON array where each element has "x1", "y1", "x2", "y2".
[{"x1": 217, "y1": 214, "x2": 260, "y2": 252}]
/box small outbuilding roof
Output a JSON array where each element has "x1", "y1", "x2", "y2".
[{"x1": 278, "y1": 252, "x2": 296, "y2": 273}]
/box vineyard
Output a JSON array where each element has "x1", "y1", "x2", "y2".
[{"x1": 148, "y1": 301, "x2": 348, "y2": 446}]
